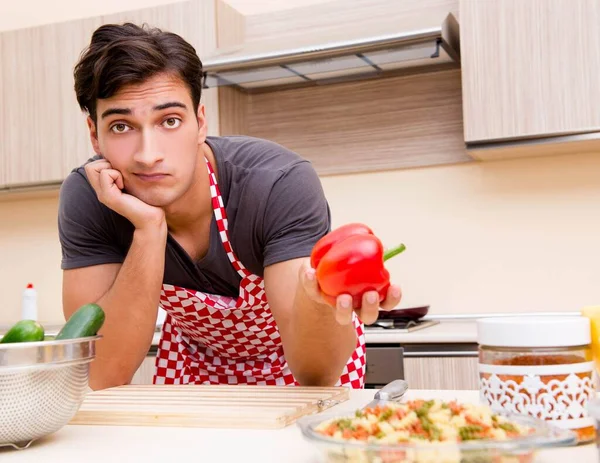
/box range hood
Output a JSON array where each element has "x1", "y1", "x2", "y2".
[{"x1": 202, "y1": 14, "x2": 460, "y2": 92}]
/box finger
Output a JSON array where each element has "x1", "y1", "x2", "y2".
[
  {"x1": 99, "y1": 169, "x2": 124, "y2": 192},
  {"x1": 300, "y1": 265, "x2": 324, "y2": 304},
  {"x1": 85, "y1": 159, "x2": 112, "y2": 174},
  {"x1": 380, "y1": 284, "x2": 402, "y2": 311},
  {"x1": 356, "y1": 290, "x2": 381, "y2": 325},
  {"x1": 115, "y1": 172, "x2": 124, "y2": 190},
  {"x1": 335, "y1": 295, "x2": 353, "y2": 325},
  {"x1": 84, "y1": 161, "x2": 113, "y2": 191}
]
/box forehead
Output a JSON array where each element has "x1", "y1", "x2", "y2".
[{"x1": 97, "y1": 73, "x2": 191, "y2": 113}]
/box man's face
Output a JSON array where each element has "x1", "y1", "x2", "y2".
[{"x1": 88, "y1": 72, "x2": 206, "y2": 208}]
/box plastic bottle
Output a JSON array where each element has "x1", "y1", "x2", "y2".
[{"x1": 21, "y1": 283, "x2": 38, "y2": 321}]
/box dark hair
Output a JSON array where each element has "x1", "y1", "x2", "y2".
[{"x1": 74, "y1": 23, "x2": 203, "y2": 123}]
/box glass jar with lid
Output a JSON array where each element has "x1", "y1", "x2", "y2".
[{"x1": 477, "y1": 316, "x2": 596, "y2": 444}]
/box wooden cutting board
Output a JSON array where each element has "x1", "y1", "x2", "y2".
[{"x1": 70, "y1": 384, "x2": 349, "y2": 429}]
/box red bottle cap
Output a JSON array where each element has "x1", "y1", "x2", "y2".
[{"x1": 26, "y1": 283, "x2": 34, "y2": 289}]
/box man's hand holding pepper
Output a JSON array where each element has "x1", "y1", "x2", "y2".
[
  {"x1": 299, "y1": 223, "x2": 404, "y2": 326},
  {"x1": 301, "y1": 265, "x2": 402, "y2": 325}
]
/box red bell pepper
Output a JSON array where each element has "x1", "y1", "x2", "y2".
[{"x1": 310, "y1": 223, "x2": 406, "y2": 309}]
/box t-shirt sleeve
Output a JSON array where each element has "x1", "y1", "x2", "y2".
[
  {"x1": 261, "y1": 161, "x2": 331, "y2": 267},
  {"x1": 58, "y1": 171, "x2": 126, "y2": 270}
]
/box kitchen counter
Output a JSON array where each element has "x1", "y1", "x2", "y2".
[
  {"x1": 149, "y1": 320, "x2": 479, "y2": 347},
  {"x1": 364, "y1": 320, "x2": 477, "y2": 344},
  {"x1": 362, "y1": 313, "x2": 579, "y2": 345},
  {"x1": 7, "y1": 313, "x2": 577, "y2": 348},
  {"x1": 1, "y1": 389, "x2": 595, "y2": 462}
]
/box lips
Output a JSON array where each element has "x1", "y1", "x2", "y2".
[{"x1": 134, "y1": 173, "x2": 169, "y2": 182}]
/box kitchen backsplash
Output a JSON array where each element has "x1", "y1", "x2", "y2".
[
  {"x1": 320, "y1": 151, "x2": 600, "y2": 316},
  {"x1": 1, "y1": 151, "x2": 599, "y2": 325}
]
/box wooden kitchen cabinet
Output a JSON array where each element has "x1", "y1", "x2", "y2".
[
  {"x1": 404, "y1": 356, "x2": 479, "y2": 390},
  {"x1": 460, "y1": 0, "x2": 600, "y2": 156},
  {"x1": 0, "y1": 25, "x2": 73, "y2": 186},
  {"x1": 220, "y1": 69, "x2": 471, "y2": 176},
  {"x1": 0, "y1": 0, "x2": 218, "y2": 188}
]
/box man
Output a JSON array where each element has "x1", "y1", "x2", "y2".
[{"x1": 59, "y1": 23, "x2": 402, "y2": 390}]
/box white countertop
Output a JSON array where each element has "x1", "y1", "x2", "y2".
[
  {"x1": 150, "y1": 320, "x2": 478, "y2": 348},
  {"x1": 1, "y1": 389, "x2": 594, "y2": 463},
  {"x1": 364, "y1": 321, "x2": 477, "y2": 344}
]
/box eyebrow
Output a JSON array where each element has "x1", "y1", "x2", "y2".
[
  {"x1": 101, "y1": 108, "x2": 131, "y2": 119},
  {"x1": 154, "y1": 101, "x2": 187, "y2": 111},
  {"x1": 100, "y1": 101, "x2": 188, "y2": 119}
]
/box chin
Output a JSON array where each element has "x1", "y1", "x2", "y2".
[{"x1": 131, "y1": 189, "x2": 179, "y2": 208}]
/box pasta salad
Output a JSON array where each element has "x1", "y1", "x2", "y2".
[{"x1": 314, "y1": 399, "x2": 534, "y2": 445}]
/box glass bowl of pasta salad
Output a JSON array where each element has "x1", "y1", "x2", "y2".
[{"x1": 298, "y1": 399, "x2": 577, "y2": 463}]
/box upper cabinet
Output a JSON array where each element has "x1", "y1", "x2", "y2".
[
  {"x1": 1, "y1": 0, "x2": 467, "y2": 190},
  {"x1": 1, "y1": 23, "x2": 98, "y2": 187},
  {"x1": 12, "y1": 0, "x2": 600, "y2": 189},
  {"x1": 0, "y1": 0, "x2": 218, "y2": 190},
  {"x1": 459, "y1": 0, "x2": 600, "y2": 159}
]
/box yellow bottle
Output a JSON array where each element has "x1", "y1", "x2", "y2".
[{"x1": 581, "y1": 305, "x2": 600, "y2": 374}]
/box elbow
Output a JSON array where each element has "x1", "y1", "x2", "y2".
[
  {"x1": 295, "y1": 373, "x2": 340, "y2": 387},
  {"x1": 89, "y1": 375, "x2": 131, "y2": 391},
  {"x1": 291, "y1": 362, "x2": 346, "y2": 387},
  {"x1": 289, "y1": 338, "x2": 356, "y2": 388},
  {"x1": 89, "y1": 367, "x2": 133, "y2": 391}
]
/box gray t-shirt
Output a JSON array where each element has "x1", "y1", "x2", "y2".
[{"x1": 58, "y1": 135, "x2": 331, "y2": 297}]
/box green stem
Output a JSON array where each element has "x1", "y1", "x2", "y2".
[{"x1": 383, "y1": 243, "x2": 406, "y2": 262}]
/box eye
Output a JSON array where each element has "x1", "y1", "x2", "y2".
[
  {"x1": 110, "y1": 123, "x2": 131, "y2": 134},
  {"x1": 163, "y1": 118, "x2": 182, "y2": 129}
]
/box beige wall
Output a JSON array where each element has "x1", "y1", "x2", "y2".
[
  {"x1": 0, "y1": 193, "x2": 62, "y2": 325},
  {"x1": 2, "y1": 152, "x2": 599, "y2": 325},
  {"x1": 321, "y1": 153, "x2": 600, "y2": 315},
  {"x1": 1, "y1": 0, "x2": 599, "y2": 325}
]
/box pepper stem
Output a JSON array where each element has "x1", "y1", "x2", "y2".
[{"x1": 383, "y1": 244, "x2": 406, "y2": 262}]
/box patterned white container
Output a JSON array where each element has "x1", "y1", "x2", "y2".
[{"x1": 477, "y1": 316, "x2": 596, "y2": 444}]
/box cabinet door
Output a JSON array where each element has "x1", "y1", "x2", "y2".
[
  {"x1": 403, "y1": 356, "x2": 479, "y2": 390},
  {"x1": 1, "y1": 25, "x2": 76, "y2": 186},
  {"x1": 0, "y1": 0, "x2": 217, "y2": 187},
  {"x1": 460, "y1": 0, "x2": 600, "y2": 143}
]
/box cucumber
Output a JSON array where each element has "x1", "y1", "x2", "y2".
[
  {"x1": 0, "y1": 320, "x2": 45, "y2": 344},
  {"x1": 55, "y1": 303, "x2": 105, "y2": 340}
]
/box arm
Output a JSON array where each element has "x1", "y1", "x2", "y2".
[
  {"x1": 265, "y1": 257, "x2": 401, "y2": 386},
  {"x1": 59, "y1": 159, "x2": 167, "y2": 390},
  {"x1": 63, "y1": 225, "x2": 166, "y2": 390},
  {"x1": 264, "y1": 258, "x2": 356, "y2": 387},
  {"x1": 260, "y1": 162, "x2": 401, "y2": 386}
]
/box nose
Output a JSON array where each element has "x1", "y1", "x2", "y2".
[{"x1": 133, "y1": 127, "x2": 164, "y2": 167}]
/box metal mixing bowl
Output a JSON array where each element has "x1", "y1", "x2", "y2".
[{"x1": 0, "y1": 335, "x2": 100, "y2": 449}]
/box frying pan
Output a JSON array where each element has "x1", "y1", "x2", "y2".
[{"x1": 377, "y1": 305, "x2": 430, "y2": 322}]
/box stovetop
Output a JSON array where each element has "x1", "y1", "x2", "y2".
[{"x1": 365, "y1": 319, "x2": 439, "y2": 332}]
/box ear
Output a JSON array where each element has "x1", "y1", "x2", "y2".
[
  {"x1": 196, "y1": 104, "x2": 208, "y2": 144},
  {"x1": 86, "y1": 116, "x2": 102, "y2": 156}
]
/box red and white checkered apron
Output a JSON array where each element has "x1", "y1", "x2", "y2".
[{"x1": 153, "y1": 159, "x2": 366, "y2": 387}]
